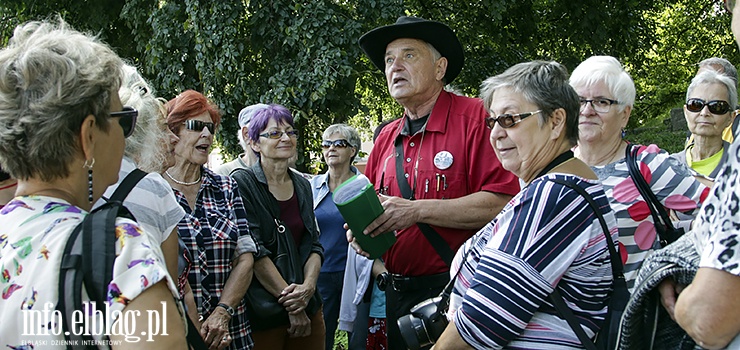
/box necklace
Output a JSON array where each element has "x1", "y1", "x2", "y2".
[
  {"x1": 165, "y1": 170, "x2": 202, "y2": 186},
  {"x1": 0, "y1": 181, "x2": 17, "y2": 191}
]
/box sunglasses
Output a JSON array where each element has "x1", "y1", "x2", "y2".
[
  {"x1": 725, "y1": 0, "x2": 736, "y2": 13},
  {"x1": 110, "y1": 106, "x2": 138, "y2": 138},
  {"x1": 321, "y1": 139, "x2": 352, "y2": 149},
  {"x1": 259, "y1": 130, "x2": 299, "y2": 140},
  {"x1": 685, "y1": 98, "x2": 731, "y2": 115},
  {"x1": 184, "y1": 120, "x2": 217, "y2": 133},
  {"x1": 485, "y1": 110, "x2": 541, "y2": 129}
]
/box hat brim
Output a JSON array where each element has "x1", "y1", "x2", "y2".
[{"x1": 359, "y1": 20, "x2": 464, "y2": 84}]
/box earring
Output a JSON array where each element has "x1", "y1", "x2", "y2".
[
  {"x1": 83, "y1": 158, "x2": 95, "y2": 203},
  {"x1": 621, "y1": 128, "x2": 626, "y2": 139}
]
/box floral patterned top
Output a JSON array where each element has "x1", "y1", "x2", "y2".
[
  {"x1": 0, "y1": 195, "x2": 181, "y2": 348},
  {"x1": 591, "y1": 144, "x2": 710, "y2": 290},
  {"x1": 693, "y1": 138, "x2": 740, "y2": 275}
]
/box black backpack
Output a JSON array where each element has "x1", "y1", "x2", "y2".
[{"x1": 56, "y1": 169, "x2": 206, "y2": 349}]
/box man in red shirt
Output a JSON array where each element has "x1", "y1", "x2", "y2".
[{"x1": 357, "y1": 16, "x2": 520, "y2": 349}]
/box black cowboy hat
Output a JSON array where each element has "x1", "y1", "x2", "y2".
[{"x1": 358, "y1": 16, "x2": 464, "y2": 84}]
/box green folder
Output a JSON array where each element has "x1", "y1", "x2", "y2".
[{"x1": 333, "y1": 174, "x2": 396, "y2": 260}]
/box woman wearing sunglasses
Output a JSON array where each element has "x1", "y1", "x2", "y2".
[
  {"x1": 165, "y1": 90, "x2": 258, "y2": 350},
  {"x1": 231, "y1": 104, "x2": 325, "y2": 350},
  {"x1": 308, "y1": 124, "x2": 364, "y2": 350},
  {"x1": 0, "y1": 19, "x2": 186, "y2": 348},
  {"x1": 672, "y1": 69, "x2": 737, "y2": 181},
  {"x1": 434, "y1": 60, "x2": 618, "y2": 349},
  {"x1": 570, "y1": 56, "x2": 709, "y2": 292}
]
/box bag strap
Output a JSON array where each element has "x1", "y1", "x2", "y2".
[
  {"x1": 58, "y1": 223, "x2": 96, "y2": 349},
  {"x1": 625, "y1": 143, "x2": 680, "y2": 246},
  {"x1": 394, "y1": 135, "x2": 454, "y2": 266},
  {"x1": 108, "y1": 168, "x2": 147, "y2": 203},
  {"x1": 547, "y1": 178, "x2": 625, "y2": 350}
]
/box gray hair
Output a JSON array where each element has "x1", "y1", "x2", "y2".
[
  {"x1": 569, "y1": 55, "x2": 636, "y2": 111},
  {"x1": 119, "y1": 65, "x2": 168, "y2": 172},
  {"x1": 0, "y1": 19, "x2": 123, "y2": 181},
  {"x1": 237, "y1": 103, "x2": 269, "y2": 152},
  {"x1": 480, "y1": 60, "x2": 580, "y2": 147},
  {"x1": 322, "y1": 123, "x2": 362, "y2": 163},
  {"x1": 686, "y1": 69, "x2": 738, "y2": 111},
  {"x1": 698, "y1": 57, "x2": 738, "y2": 86},
  {"x1": 425, "y1": 42, "x2": 444, "y2": 83}
]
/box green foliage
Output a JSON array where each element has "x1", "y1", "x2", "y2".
[{"x1": 1, "y1": 0, "x2": 738, "y2": 172}]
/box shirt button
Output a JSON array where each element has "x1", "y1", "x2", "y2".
[
  {"x1": 404, "y1": 173, "x2": 409, "y2": 178},
  {"x1": 410, "y1": 142, "x2": 415, "y2": 147},
  {"x1": 406, "y1": 157, "x2": 412, "y2": 163}
]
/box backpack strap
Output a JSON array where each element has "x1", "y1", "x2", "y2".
[
  {"x1": 57, "y1": 223, "x2": 96, "y2": 349},
  {"x1": 108, "y1": 168, "x2": 147, "y2": 203}
]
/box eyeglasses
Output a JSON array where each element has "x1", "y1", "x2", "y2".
[
  {"x1": 321, "y1": 139, "x2": 352, "y2": 149},
  {"x1": 725, "y1": 0, "x2": 735, "y2": 13},
  {"x1": 259, "y1": 130, "x2": 299, "y2": 139},
  {"x1": 184, "y1": 120, "x2": 217, "y2": 133},
  {"x1": 110, "y1": 106, "x2": 138, "y2": 138},
  {"x1": 579, "y1": 98, "x2": 621, "y2": 113},
  {"x1": 685, "y1": 98, "x2": 732, "y2": 115},
  {"x1": 485, "y1": 110, "x2": 541, "y2": 129}
]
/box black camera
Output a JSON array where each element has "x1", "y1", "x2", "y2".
[{"x1": 397, "y1": 296, "x2": 449, "y2": 349}]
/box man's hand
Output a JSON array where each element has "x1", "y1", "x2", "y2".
[{"x1": 363, "y1": 194, "x2": 418, "y2": 237}]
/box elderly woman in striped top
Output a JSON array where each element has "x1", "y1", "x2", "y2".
[{"x1": 434, "y1": 61, "x2": 618, "y2": 349}]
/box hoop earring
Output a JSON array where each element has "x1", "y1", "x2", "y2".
[{"x1": 83, "y1": 158, "x2": 95, "y2": 203}]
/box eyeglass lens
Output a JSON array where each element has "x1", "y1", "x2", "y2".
[
  {"x1": 321, "y1": 139, "x2": 350, "y2": 148},
  {"x1": 111, "y1": 106, "x2": 138, "y2": 138},
  {"x1": 686, "y1": 98, "x2": 731, "y2": 114},
  {"x1": 579, "y1": 99, "x2": 617, "y2": 113},
  {"x1": 185, "y1": 120, "x2": 217, "y2": 133},
  {"x1": 725, "y1": 0, "x2": 736, "y2": 13},
  {"x1": 261, "y1": 130, "x2": 299, "y2": 139}
]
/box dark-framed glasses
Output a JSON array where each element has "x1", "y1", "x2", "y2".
[
  {"x1": 725, "y1": 0, "x2": 736, "y2": 13},
  {"x1": 685, "y1": 98, "x2": 732, "y2": 115},
  {"x1": 321, "y1": 139, "x2": 351, "y2": 149},
  {"x1": 485, "y1": 110, "x2": 541, "y2": 129},
  {"x1": 579, "y1": 98, "x2": 621, "y2": 113},
  {"x1": 259, "y1": 130, "x2": 299, "y2": 140},
  {"x1": 184, "y1": 120, "x2": 217, "y2": 133},
  {"x1": 110, "y1": 106, "x2": 138, "y2": 138}
]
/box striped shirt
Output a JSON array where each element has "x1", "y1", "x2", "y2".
[
  {"x1": 449, "y1": 174, "x2": 617, "y2": 349},
  {"x1": 591, "y1": 144, "x2": 709, "y2": 290}
]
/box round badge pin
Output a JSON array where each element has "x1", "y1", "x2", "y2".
[{"x1": 434, "y1": 151, "x2": 453, "y2": 170}]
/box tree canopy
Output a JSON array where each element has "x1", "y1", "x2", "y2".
[{"x1": 2, "y1": 0, "x2": 738, "y2": 170}]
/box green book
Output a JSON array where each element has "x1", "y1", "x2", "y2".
[{"x1": 333, "y1": 174, "x2": 396, "y2": 260}]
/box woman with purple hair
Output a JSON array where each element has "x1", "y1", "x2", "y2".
[{"x1": 232, "y1": 104, "x2": 325, "y2": 350}]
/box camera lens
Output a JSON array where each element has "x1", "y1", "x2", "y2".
[{"x1": 397, "y1": 314, "x2": 427, "y2": 350}]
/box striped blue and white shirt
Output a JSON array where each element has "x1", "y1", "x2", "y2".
[{"x1": 449, "y1": 174, "x2": 618, "y2": 349}]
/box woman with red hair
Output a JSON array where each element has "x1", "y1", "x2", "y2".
[{"x1": 165, "y1": 90, "x2": 258, "y2": 349}]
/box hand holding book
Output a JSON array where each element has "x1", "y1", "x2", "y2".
[{"x1": 334, "y1": 174, "x2": 396, "y2": 260}]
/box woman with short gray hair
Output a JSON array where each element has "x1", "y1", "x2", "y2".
[
  {"x1": 672, "y1": 69, "x2": 737, "y2": 181},
  {"x1": 310, "y1": 123, "x2": 361, "y2": 350},
  {"x1": 0, "y1": 19, "x2": 186, "y2": 348}
]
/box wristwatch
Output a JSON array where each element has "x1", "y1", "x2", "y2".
[
  {"x1": 376, "y1": 272, "x2": 390, "y2": 291},
  {"x1": 217, "y1": 303, "x2": 235, "y2": 317}
]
